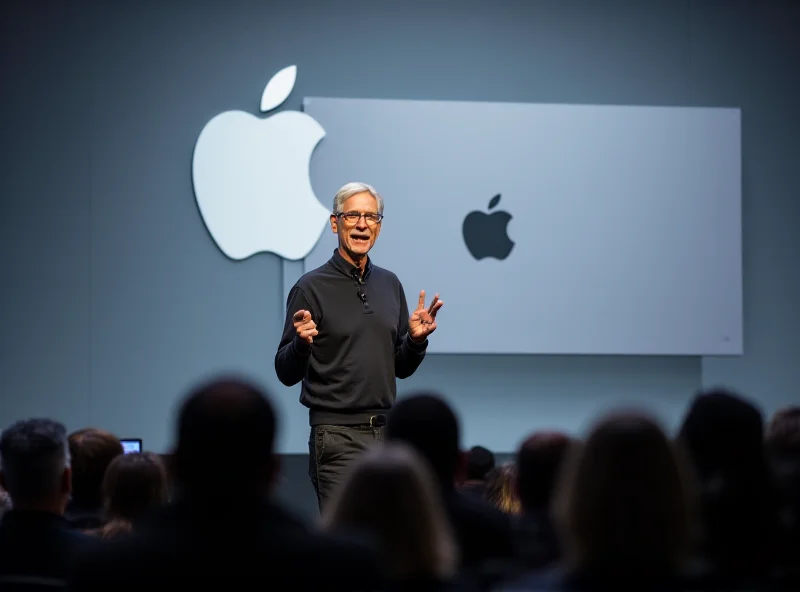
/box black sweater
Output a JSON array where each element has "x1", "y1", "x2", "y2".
[{"x1": 275, "y1": 249, "x2": 428, "y2": 425}]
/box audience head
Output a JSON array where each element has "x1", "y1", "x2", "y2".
[
  {"x1": 483, "y1": 462, "x2": 521, "y2": 515},
  {"x1": 553, "y1": 410, "x2": 691, "y2": 576},
  {"x1": 679, "y1": 388, "x2": 779, "y2": 576},
  {"x1": 322, "y1": 442, "x2": 458, "y2": 581},
  {"x1": 68, "y1": 428, "x2": 124, "y2": 508},
  {"x1": 766, "y1": 406, "x2": 800, "y2": 462},
  {"x1": 679, "y1": 388, "x2": 766, "y2": 481},
  {"x1": 386, "y1": 393, "x2": 461, "y2": 490},
  {"x1": 0, "y1": 419, "x2": 71, "y2": 512},
  {"x1": 465, "y1": 445, "x2": 495, "y2": 481},
  {"x1": 174, "y1": 375, "x2": 278, "y2": 500},
  {"x1": 516, "y1": 430, "x2": 571, "y2": 513},
  {"x1": 95, "y1": 451, "x2": 169, "y2": 539}
]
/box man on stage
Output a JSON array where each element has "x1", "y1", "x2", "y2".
[{"x1": 275, "y1": 182, "x2": 443, "y2": 511}]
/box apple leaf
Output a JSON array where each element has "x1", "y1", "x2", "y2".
[
  {"x1": 488, "y1": 194, "x2": 501, "y2": 210},
  {"x1": 260, "y1": 65, "x2": 297, "y2": 112}
]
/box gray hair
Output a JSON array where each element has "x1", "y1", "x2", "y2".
[
  {"x1": 0, "y1": 419, "x2": 69, "y2": 502},
  {"x1": 333, "y1": 182, "x2": 384, "y2": 215}
]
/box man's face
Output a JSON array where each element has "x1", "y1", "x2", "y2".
[{"x1": 330, "y1": 191, "x2": 382, "y2": 259}]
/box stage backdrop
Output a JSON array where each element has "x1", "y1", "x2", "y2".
[
  {"x1": 1, "y1": 1, "x2": 798, "y2": 462},
  {"x1": 301, "y1": 97, "x2": 742, "y2": 356}
]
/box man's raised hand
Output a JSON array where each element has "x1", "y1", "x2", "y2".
[
  {"x1": 408, "y1": 290, "x2": 443, "y2": 342},
  {"x1": 293, "y1": 309, "x2": 318, "y2": 344}
]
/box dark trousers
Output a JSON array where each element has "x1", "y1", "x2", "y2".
[{"x1": 309, "y1": 424, "x2": 384, "y2": 513}]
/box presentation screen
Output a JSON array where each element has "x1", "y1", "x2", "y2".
[{"x1": 302, "y1": 97, "x2": 742, "y2": 356}]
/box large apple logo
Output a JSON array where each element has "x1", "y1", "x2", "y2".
[
  {"x1": 462, "y1": 194, "x2": 515, "y2": 260},
  {"x1": 192, "y1": 65, "x2": 330, "y2": 261}
]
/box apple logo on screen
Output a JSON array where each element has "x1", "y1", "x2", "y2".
[
  {"x1": 462, "y1": 194, "x2": 515, "y2": 261},
  {"x1": 191, "y1": 65, "x2": 330, "y2": 261}
]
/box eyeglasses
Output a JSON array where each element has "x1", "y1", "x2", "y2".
[{"x1": 336, "y1": 211, "x2": 384, "y2": 225}]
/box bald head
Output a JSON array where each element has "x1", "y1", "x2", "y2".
[{"x1": 174, "y1": 377, "x2": 277, "y2": 495}]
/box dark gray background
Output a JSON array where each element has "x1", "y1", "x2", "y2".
[{"x1": 2, "y1": 0, "x2": 798, "y2": 518}]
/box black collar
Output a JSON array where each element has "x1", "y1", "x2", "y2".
[{"x1": 329, "y1": 248, "x2": 372, "y2": 281}]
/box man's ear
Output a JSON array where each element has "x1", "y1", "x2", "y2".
[{"x1": 330, "y1": 214, "x2": 338, "y2": 234}]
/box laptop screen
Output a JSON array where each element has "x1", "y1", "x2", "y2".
[{"x1": 120, "y1": 439, "x2": 142, "y2": 454}]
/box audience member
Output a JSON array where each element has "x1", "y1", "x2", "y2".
[
  {"x1": 68, "y1": 376, "x2": 383, "y2": 590},
  {"x1": 766, "y1": 406, "x2": 800, "y2": 461},
  {"x1": 765, "y1": 406, "x2": 800, "y2": 584},
  {"x1": 0, "y1": 482, "x2": 10, "y2": 521},
  {"x1": 483, "y1": 463, "x2": 521, "y2": 516},
  {"x1": 514, "y1": 431, "x2": 570, "y2": 569},
  {"x1": 0, "y1": 419, "x2": 97, "y2": 588},
  {"x1": 4, "y1": 371, "x2": 797, "y2": 592},
  {"x1": 322, "y1": 442, "x2": 465, "y2": 591},
  {"x1": 386, "y1": 393, "x2": 514, "y2": 582},
  {"x1": 506, "y1": 411, "x2": 692, "y2": 590},
  {"x1": 65, "y1": 428, "x2": 123, "y2": 529},
  {"x1": 459, "y1": 446, "x2": 495, "y2": 500},
  {"x1": 87, "y1": 451, "x2": 168, "y2": 539},
  {"x1": 679, "y1": 388, "x2": 780, "y2": 587}
]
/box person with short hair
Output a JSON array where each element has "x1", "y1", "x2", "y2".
[
  {"x1": 679, "y1": 388, "x2": 780, "y2": 586},
  {"x1": 513, "y1": 431, "x2": 571, "y2": 568},
  {"x1": 276, "y1": 182, "x2": 444, "y2": 512},
  {"x1": 466, "y1": 446, "x2": 495, "y2": 482},
  {"x1": 0, "y1": 418, "x2": 96, "y2": 586},
  {"x1": 459, "y1": 446, "x2": 495, "y2": 500},
  {"x1": 65, "y1": 428, "x2": 124, "y2": 529}
]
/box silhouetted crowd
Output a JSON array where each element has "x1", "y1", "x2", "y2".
[{"x1": 0, "y1": 378, "x2": 798, "y2": 591}]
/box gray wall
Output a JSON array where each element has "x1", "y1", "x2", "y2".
[{"x1": 2, "y1": 0, "x2": 799, "y2": 514}]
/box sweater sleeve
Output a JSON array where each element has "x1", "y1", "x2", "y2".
[
  {"x1": 275, "y1": 286, "x2": 315, "y2": 386},
  {"x1": 394, "y1": 282, "x2": 427, "y2": 379}
]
